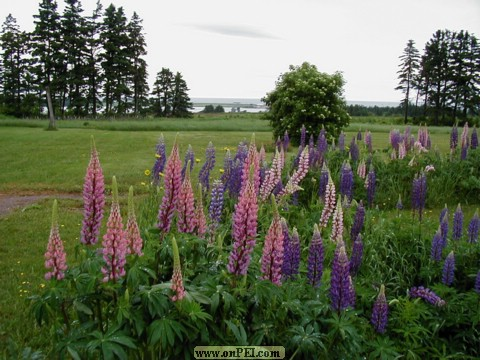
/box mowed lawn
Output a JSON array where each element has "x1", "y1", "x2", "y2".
[{"x1": 0, "y1": 116, "x2": 454, "y2": 354}]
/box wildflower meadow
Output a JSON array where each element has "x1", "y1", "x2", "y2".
[{"x1": 3, "y1": 121, "x2": 480, "y2": 359}]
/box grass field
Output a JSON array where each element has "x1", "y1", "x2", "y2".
[{"x1": 0, "y1": 114, "x2": 460, "y2": 355}]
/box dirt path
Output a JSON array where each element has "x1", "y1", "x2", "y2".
[{"x1": 0, "y1": 193, "x2": 82, "y2": 217}]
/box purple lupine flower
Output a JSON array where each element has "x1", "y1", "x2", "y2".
[
  {"x1": 227, "y1": 170, "x2": 258, "y2": 276},
  {"x1": 260, "y1": 148, "x2": 284, "y2": 201},
  {"x1": 338, "y1": 132, "x2": 345, "y2": 152},
  {"x1": 450, "y1": 124, "x2": 458, "y2": 152},
  {"x1": 330, "y1": 198, "x2": 344, "y2": 243},
  {"x1": 442, "y1": 251, "x2": 455, "y2": 286},
  {"x1": 349, "y1": 234, "x2": 363, "y2": 275},
  {"x1": 389, "y1": 129, "x2": 401, "y2": 154},
  {"x1": 319, "y1": 172, "x2": 336, "y2": 228},
  {"x1": 260, "y1": 196, "x2": 284, "y2": 285},
  {"x1": 318, "y1": 163, "x2": 329, "y2": 201},
  {"x1": 283, "y1": 130, "x2": 290, "y2": 152},
  {"x1": 170, "y1": 236, "x2": 186, "y2": 302},
  {"x1": 371, "y1": 284, "x2": 388, "y2": 334},
  {"x1": 102, "y1": 176, "x2": 127, "y2": 283},
  {"x1": 439, "y1": 204, "x2": 448, "y2": 223},
  {"x1": 453, "y1": 203, "x2": 463, "y2": 241},
  {"x1": 339, "y1": 161, "x2": 354, "y2": 202},
  {"x1": 308, "y1": 134, "x2": 315, "y2": 166},
  {"x1": 403, "y1": 126, "x2": 412, "y2": 151},
  {"x1": 282, "y1": 222, "x2": 300, "y2": 281},
  {"x1": 430, "y1": 227, "x2": 444, "y2": 262},
  {"x1": 350, "y1": 201, "x2": 365, "y2": 242},
  {"x1": 460, "y1": 123, "x2": 469, "y2": 160},
  {"x1": 418, "y1": 124, "x2": 429, "y2": 148},
  {"x1": 45, "y1": 200, "x2": 67, "y2": 281},
  {"x1": 411, "y1": 172, "x2": 427, "y2": 220},
  {"x1": 157, "y1": 137, "x2": 182, "y2": 236},
  {"x1": 356, "y1": 130, "x2": 362, "y2": 141},
  {"x1": 409, "y1": 286, "x2": 446, "y2": 306},
  {"x1": 177, "y1": 162, "x2": 197, "y2": 234},
  {"x1": 317, "y1": 132, "x2": 328, "y2": 167},
  {"x1": 461, "y1": 142, "x2": 468, "y2": 160},
  {"x1": 152, "y1": 134, "x2": 167, "y2": 186},
  {"x1": 198, "y1": 142, "x2": 216, "y2": 192},
  {"x1": 208, "y1": 180, "x2": 225, "y2": 239},
  {"x1": 221, "y1": 149, "x2": 233, "y2": 185},
  {"x1": 181, "y1": 144, "x2": 195, "y2": 180},
  {"x1": 126, "y1": 186, "x2": 143, "y2": 256},
  {"x1": 330, "y1": 242, "x2": 355, "y2": 311},
  {"x1": 467, "y1": 210, "x2": 479, "y2": 243},
  {"x1": 396, "y1": 195, "x2": 403, "y2": 210},
  {"x1": 307, "y1": 224, "x2": 324, "y2": 287},
  {"x1": 365, "y1": 166, "x2": 376, "y2": 208},
  {"x1": 278, "y1": 147, "x2": 309, "y2": 197},
  {"x1": 349, "y1": 137, "x2": 359, "y2": 162},
  {"x1": 471, "y1": 126, "x2": 478, "y2": 149},
  {"x1": 81, "y1": 137, "x2": 105, "y2": 245},
  {"x1": 300, "y1": 124, "x2": 307, "y2": 148},
  {"x1": 475, "y1": 271, "x2": 480, "y2": 294},
  {"x1": 364, "y1": 130, "x2": 373, "y2": 153}
]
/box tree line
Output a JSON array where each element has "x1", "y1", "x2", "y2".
[
  {"x1": 0, "y1": 0, "x2": 192, "y2": 118},
  {"x1": 396, "y1": 30, "x2": 480, "y2": 125}
]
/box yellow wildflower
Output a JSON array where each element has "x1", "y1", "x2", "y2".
[
  {"x1": 155, "y1": 153, "x2": 161, "y2": 158},
  {"x1": 144, "y1": 169, "x2": 151, "y2": 176},
  {"x1": 195, "y1": 158, "x2": 201, "y2": 163},
  {"x1": 219, "y1": 168, "x2": 225, "y2": 173},
  {"x1": 159, "y1": 172, "x2": 165, "y2": 177},
  {"x1": 141, "y1": 182, "x2": 146, "y2": 186}
]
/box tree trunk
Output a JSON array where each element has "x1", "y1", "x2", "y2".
[{"x1": 46, "y1": 86, "x2": 57, "y2": 130}]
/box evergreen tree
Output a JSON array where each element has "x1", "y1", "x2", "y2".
[
  {"x1": 84, "y1": 0, "x2": 103, "y2": 116},
  {"x1": 126, "y1": 12, "x2": 149, "y2": 115},
  {"x1": 151, "y1": 67, "x2": 174, "y2": 117},
  {"x1": 171, "y1": 72, "x2": 192, "y2": 117},
  {"x1": 31, "y1": 0, "x2": 63, "y2": 117},
  {"x1": 396, "y1": 40, "x2": 420, "y2": 124}
]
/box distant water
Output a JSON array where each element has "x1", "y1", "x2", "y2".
[{"x1": 191, "y1": 98, "x2": 400, "y2": 113}]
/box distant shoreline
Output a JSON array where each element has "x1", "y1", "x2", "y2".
[{"x1": 191, "y1": 97, "x2": 400, "y2": 108}]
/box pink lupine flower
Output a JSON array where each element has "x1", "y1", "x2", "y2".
[
  {"x1": 227, "y1": 168, "x2": 258, "y2": 276},
  {"x1": 259, "y1": 144, "x2": 266, "y2": 165},
  {"x1": 102, "y1": 176, "x2": 127, "y2": 283},
  {"x1": 241, "y1": 134, "x2": 260, "y2": 194},
  {"x1": 330, "y1": 197, "x2": 344, "y2": 242},
  {"x1": 195, "y1": 184, "x2": 207, "y2": 239},
  {"x1": 45, "y1": 200, "x2": 67, "y2": 281},
  {"x1": 170, "y1": 236, "x2": 186, "y2": 301},
  {"x1": 319, "y1": 172, "x2": 336, "y2": 228},
  {"x1": 158, "y1": 135, "x2": 182, "y2": 237},
  {"x1": 177, "y1": 161, "x2": 197, "y2": 234},
  {"x1": 278, "y1": 147, "x2": 309, "y2": 197},
  {"x1": 260, "y1": 196, "x2": 284, "y2": 285},
  {"x1": 398, "y1": 142, "x2": 406, "y2": 159},
  {"x1": 357, "y1": 159, "x2": 366, "y2": 179},
  {"x1": 259, "y1": 147, "x2": 284, "y2": 201},
  {"x1": 424, "y1": 165, "x2": 435, "y2": 172},
  {"x1": 81, "y1": 136, "x2": 105, "y2": 245},
  {"x1": 126, "y1": 186, "x2": 143, "y2": 256}
]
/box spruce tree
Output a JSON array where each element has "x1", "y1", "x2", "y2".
[
  {"x1": 171, "y1": 72, "x2": 192, "y2": 117},
  {"x1": 396, "y1": 40, "x2": 420, "y2": 124}
]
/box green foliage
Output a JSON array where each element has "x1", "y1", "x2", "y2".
[{"x1": 263, "y1": 62, "x2": 350, "y2": 144}]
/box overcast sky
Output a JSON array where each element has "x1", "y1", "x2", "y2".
[{"x1": 2, "y1": 0, "x2": 479, "y2": 102}]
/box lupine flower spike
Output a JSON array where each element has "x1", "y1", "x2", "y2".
[
  {"x1": 409, "y1": 286, "x2": 445, "y2": 306},
  {"x1": 227, "y1": 167, "x2": 258, "y2": 276},
  {"x1": 45, "y1": 200, "x2": 68, "y2": 281},
  {"x1": 241, "y1": 134, "x2": 260, "y2": 194},
  {"x1": 330, "y1": 242, "x2": 355, "y2": 311},
  {"x1": 170, "y1": 236, "x2": 186, "y2": 301},
  {"x1": 158, "y1": 134, "x2": 182, "y2": 237},
  {"x1": 442, "y1": 251, "x2": 455, "y2": 286},
  {"x1": 453, "y1": 203, "x2": 463, "y2": 241},
  {"x1": 350, "y1": 200, "x2": 365, "y2": 242},
  {"x1": 330, "y1": 197, "x2": 344, "y2": 242},
  {"x1": 460, "y1": 122, "x2": 469, "y2": 160},
  {"x1": 307, "y1": 224, "x2": 324, "y2": 287},
  {"x1": 450, "y1": 124, "x2": 458, "y2": 153},
  {"x1": 349, "y1": 234, "x2": 363, "y2": 275},
  {"x1": 152, "y1": 133, "x2": 167, "y2": 185},
  {"x1": 282, "y1": 222, "x2": 300, "y2": 281},
  {"x1": 467, "y1": 209, "x2": 479, "y2": 243},
  {"x1": 260, "y1": 195, "x2": 284, "y2": 285},
  {"x1": 181, "y1": 144, "x2": 194, "y2": 180},
  {"x1": 177, "y1": 161, "x2": 196, "y2": 234},
  {"x1": 471, "y1": 126, "x2": 478, "y2": 149},
  {"x1": 198, "y1": 142, "x2": 216, "y2": 192},
  {"x1": 208, "y1": 180, "x2": 225, "y2": 241},
  {"x1": 260, "y1": 147, "x2": 284, "y2": 201},
  {"x1": 126, "y1": 186, "x2": 143, "y2": 256},
  {"x1": 475, "y1": 271, "x2": 480, "y2": 294},
  {"x1": 365, "y1": 165, "x2": 376, "y2": 208},
  {"x1": 195, "y1": 184, "x2": 207, "y2": 239},
  {"x1": 278, "y1": 147, "x2": 309, "y2": 197},
  {"x1": 81, "y1": 136, "x2": 105, "y2": 245},
  {"x1": 319, "y1": 172, "x2": 336, "y2": 228},
  {"x1": 430, "y1": 227, "x2": 443, "y2": 262},
  {"x1": 371, "y1": 284, "x2": 388, "y2": 334},
  {"x1": 102, "y1": 176, "x2": 127, "y2": 283},
  {"x1": 396, "y1": 194, "x2": 403, "y2": 211}
]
